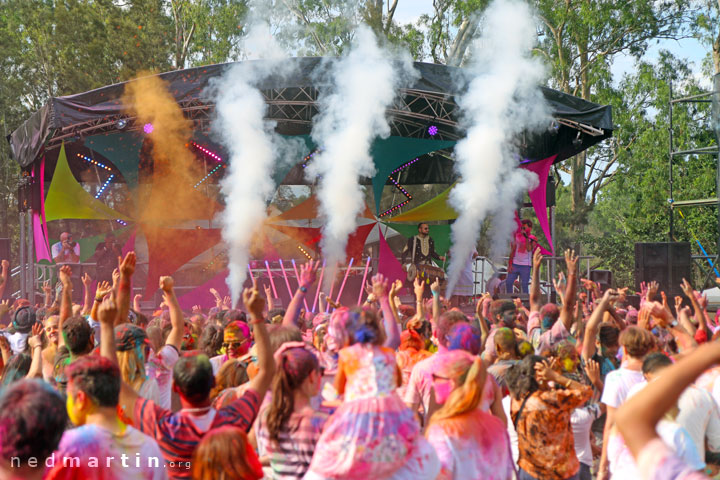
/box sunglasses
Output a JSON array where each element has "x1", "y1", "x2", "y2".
[{"x1": 223, "y1": 340, "x2": 247, "y2": 350}]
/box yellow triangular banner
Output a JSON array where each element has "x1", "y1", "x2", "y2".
[
  {"x1": 389, "y1": 182, "x2": 458, "y2": 222},
  {"x1": 44, "y1": 143, "x2": 129, "y2": 222}
]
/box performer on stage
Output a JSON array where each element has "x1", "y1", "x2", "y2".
[
  {"x1": 505, "y1": 219, "x2": 539, "y2": 293},
  {"x1": 401, "y1": 223, "x2": 446, "y2": 268}
]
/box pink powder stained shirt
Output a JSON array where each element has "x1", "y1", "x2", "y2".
[
  {"x1": 636, "y1": 438, "x2": 709, "y2": 480},
  {"x1": 426, "y1": 409, "x2": 514, "y2": 480}
]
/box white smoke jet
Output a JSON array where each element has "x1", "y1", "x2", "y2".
[
  {"x1": 445, "y1": 0, "x2": 551, "y2": 296},
  {"x1": 307, "y1": 25, "x2": 416, "y2": 288},
  {"x1": 211, "y1": 22, "x2": 300, "y2": 305}
]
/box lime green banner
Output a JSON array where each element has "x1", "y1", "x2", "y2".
[
  {"x1": 45, "y1": 144, "x2": 130, "y2": 222},
  {"x1": 389, "y1": 183, "x2": 458, "y2": 222}
]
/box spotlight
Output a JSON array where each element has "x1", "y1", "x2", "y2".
[
  {"x1": 572, "y1": 131, "x2": 582, "y2": 148},
  {"x1": 428, "y1": 125, "x2": 438, "y2": 136},
  {"x1": 116, "y1": 119, "x2": 128, "y2": 130},
  {"x1": 548, "y1": 120, "x2": 559, "y2": 134},
  {"x1": 143, "y1": 123, "x2": 154, "y2": 134}
]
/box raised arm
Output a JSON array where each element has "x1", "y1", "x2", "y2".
[
  {"x1": 373, "y1": 274, "x2": 400, "y2": 350},
  {"x1": 244, "y1": 280, "x2": 275, "y2": 397},
  {"x1": 90, "y1": 281, "x2": 113, "y2": 321},
  {"x1": 529, "y1": 249, "x2": 543, "y2": 312},
  {"x1": 160, "y1": 276, "x2": 184, "y2": 350},
  {"x1": 389, "y1": 279, "x2": 404, "y2": 323},
  {"x1": 98, "y1": 295, "x2": 140, "y2": 423},
  {"x1": 81, "y1": 273, "x2": 93, "y2": 316},
  {"x1": 57, "y1": 265, "x2": 73, "y2": 350},
  {"x1": 430, "y1": 278, "x2": 441, "y2": 325},
  {"x1": 283, "y1": 260, "x2": 317, "y2": 327},
  {"x1": 560, "y1": 249, "x2": 579, "y2": 331},
  {"x1": 133, "y1": 294, "x2": 142, "y2": 314},
  {"x1": 115, "y1": 253, "x2": 135, "y2": 326},
  {"x1": 26, "y1": 323, "x2": 44, "y2": 379},
  {"x1": 0, "y1": 260, "x2": 8, "y2": 300},
  {"x1": 581, "y1": 289, "x2": 617, "y2": 363},
  {"x1": 617, "y1": 341, "x2": 720, "y2": 459},
  {"x1": 42, "y1": 281, "x2": 53, "y2": 308}
]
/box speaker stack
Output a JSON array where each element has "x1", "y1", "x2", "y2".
[{"x1": 634, "y1": 242, "x2": 692, "y2": 298}]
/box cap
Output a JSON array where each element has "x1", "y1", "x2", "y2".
[
  {"x1": 114, "y1": 323, "x2": 150, "y2": 352},
  {"x1": 12, "y1": 306, "x2": 37, "y2": 334}
]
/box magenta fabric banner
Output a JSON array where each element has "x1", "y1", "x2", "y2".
[
  {"x1": 32, "y1": 212, "x2": 51, "y2": 262},
  {"x1": 521, "y1": 155, "x2": 557, "y2": 254},
  {"x1": 377, "y1": 229, "x2": 407, "y2": 295}
]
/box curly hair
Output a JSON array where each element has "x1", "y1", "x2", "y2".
[
  {"x1": 199, "y1": 324, "x2": 224, "y2": 358},
  {"x1": 506, "y1": 355, "x2": 546, "y2": 400}
]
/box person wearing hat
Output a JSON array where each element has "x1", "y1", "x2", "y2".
[
  {"x1": 115, "y1": 323, "x2": 160, "y2": 403},
  {"x1": 1, "y1": 306, "x2": 37, "y2": 355}
]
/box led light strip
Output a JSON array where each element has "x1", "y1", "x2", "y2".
[
  {"x1": 190, "y1": 142, "x2": 224, "y2": 163},
  {"x1": 194, "y1": 164, "x2": 226, "y2": 188},
  {"x1": 379, "y1": 158, "x2": 418, "y2": 217},
  {"x1": 77, "y1": 153, "x2": 112, "y2": 171},
  {"x1": 116, "y1": 219, "x2": 127, "y2": 226},
  {"x1": 95, "y1": 175, "x2": 115, "y2": 199},
  {"x1": 297, "y1": 245, "x2": 312, "y2": 260}
]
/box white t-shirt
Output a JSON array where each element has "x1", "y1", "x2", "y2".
[
  {"x1": 571, "y1": 403, "x2": 602, "y2": 466},
  {"x1": 501, "y1": 395, "x2": 519, "y2": 464},
  {"x1": 633, "y1": 381, "x2": 720, "y2": 462},
  {"x1": 600, "y1": 367, "x2": 645, "y2": 409},
  {"x1": 609, "y1": 419, "x2": 704, "y2": 479},
  {"x1": 1, "y1": 331, "x2": 28, "y2": 355},
  {"x1": 145, "y1": 344, "x2": 180, "y2": 410},
  {"x1": 51, "y1": 241, "x2": 80, "y2": 261}
]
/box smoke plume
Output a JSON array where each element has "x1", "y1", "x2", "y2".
[
  {"x1": 445, "y1": 0, "x2": 550, "y2": 295},
  {"x1": 307, "y1": 25, "x2": 415, "y2": 287},
  {"x1": 211, "y1": 22, "x2": 300, "y2": 305}
]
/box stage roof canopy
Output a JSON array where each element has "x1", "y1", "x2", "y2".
[{"x1": 8, "y1": 57, "x2": 613, "y2": 169}]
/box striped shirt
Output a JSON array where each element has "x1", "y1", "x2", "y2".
[
  {"x1": 134, "y1": 388, "x2": 259, "y2": 479},
  {"x1": 256, "y1": 406, "x2": 329, "y2": 480}
]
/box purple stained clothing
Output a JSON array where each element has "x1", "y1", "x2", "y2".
[
  {"x1": 636, "y1": 438, "x2": 709, "y2": 480},
  {"x1": 46, "y1": 424, "x2": 167, "y2": 480}
]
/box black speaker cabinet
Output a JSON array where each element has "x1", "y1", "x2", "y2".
[{"x1": 634, "y1": 242, "x2": 692, "y2": 297}]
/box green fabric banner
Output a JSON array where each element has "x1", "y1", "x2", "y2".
[
  {"x1": 84, "y1": 132, "x2": 144, "y2": 189},
  {"x1": 371, "y1": 137, "x2": 455, "y2": 213},
  {"x1": 383, "y1": 222, "x2": 452, "y2": 256},
  {"x1": 44, "y1": 144, "x2": 129, "y2": 222}
]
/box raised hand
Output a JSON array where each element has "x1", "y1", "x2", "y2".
[
  {"x1": 97, "y1": 296, "x2": 118, "y2": 326},
  {"x1": 0, "y1": 299, "x2": 9, "y2": 317},
  {"x1": 95, "y1": 281, "x2": 113, "y2": 300},
  {"x1": 111, "y1": 268, "x2": 120, "y2": 287},
  {"x1": 159, "y1": 276, "x2": 174, "y2": 293},
  {"x1": 564, "y1": 249, "x2": 579, "y2": 275},
  {"x1": 532, "y1": 248, "x2": 543, "y2": 270},
  {"x1": 209, "y1": 287, "x2": 221, "y2": 300},
  {"x1": 586, "y1": 358, "x2": 601, "y2": 388},
  {"x1": 242, "y1": 279, "x2": 265, "y2": 318},
  {"x1": 430, "y1": 278, "x2": 440, "y2": 294},
  {"x1": 553, "y1": 271, "x2": 566, "y2": 304},
  {"x1": 263, "y1": 283, "x2": 272, "y2": 300},
  {"x1": 192, "y1": 304, "x2": 202, "y2": 314},
  {"x1": 674, "y1": 295, "x2": 683, "y2": 313},
  {"x1": 1, "y1": 259, "x2": 8, "y2": 271},
  {"x1": 42, "y1": 280, "x2": 52, "y2": 295},
  {"x1": 390, "y1": 279, "x2": 403, "y2": 299},
  {"x1": 118, "y1": 252, "x2": 136, "y2": 277},
  {"x1": 413, "y1": 277, "x2": 424, "y2": 299},
  {"x1": 299, "y1": 259, "x2": 319, "y2": 289},
  {"x1": 58, "y1": 265, "x2": 72, "y2": 286},
  {"x1": 680, "y1": 278, "x2": 695, "y2": 299},
  {"x1": 134, "y1": 294, "x2": 142, "y2": 303},
  {"x1": 647, "y1": 281, "x2": 659, "y2": 300},
  {"x1": 534, "y1": 359, "x2": 560, "y2": 384},
  {"x1": 81, "y1": 272, "x2": 92, "y2": 287},
  {"x1": 371, "y1": 273, "x2": 389, "y2": 300},
  {"x1": 28, "y1": 322, "x2": 43, "y2": 350},
  {"x1": 222, "y1": 296, "x2": 232, "y2": 309}
]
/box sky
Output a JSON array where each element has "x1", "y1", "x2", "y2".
[{"x1": 392, "y1": 1, "x2": 713, "y2": 89}]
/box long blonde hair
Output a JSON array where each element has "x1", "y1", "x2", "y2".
[
  {"x1": 427, "y1": 356, "x2": 486, "y2": 428},
  {"x1": 117, "y1": 349, "x2": 146, "y2": 392}
]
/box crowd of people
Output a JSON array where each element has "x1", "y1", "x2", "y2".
[{"x1": 0, "y1": 247, "x2": 719, "y2": 480}]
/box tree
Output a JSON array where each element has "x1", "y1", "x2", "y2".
[{"x1": 533, "y1": 0, "x2": 695, "y2": 236}]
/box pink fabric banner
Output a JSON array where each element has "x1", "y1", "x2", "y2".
[
  {"x1": 377, "y1": 229, "x2": 407, "y2": 295},
  {"x1": 122, "y1": 229, "x2": 137, "y2": 256},
  {"x1": 520, "y1": 155, "x2": 557, "y2": 254},
  {"x1": 32, "y1": 212, "x2": 51, "y2": 262}
]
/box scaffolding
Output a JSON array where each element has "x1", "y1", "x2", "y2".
[{"x1": 668, "y1": 74, "x2": 720, "y2": 288}]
